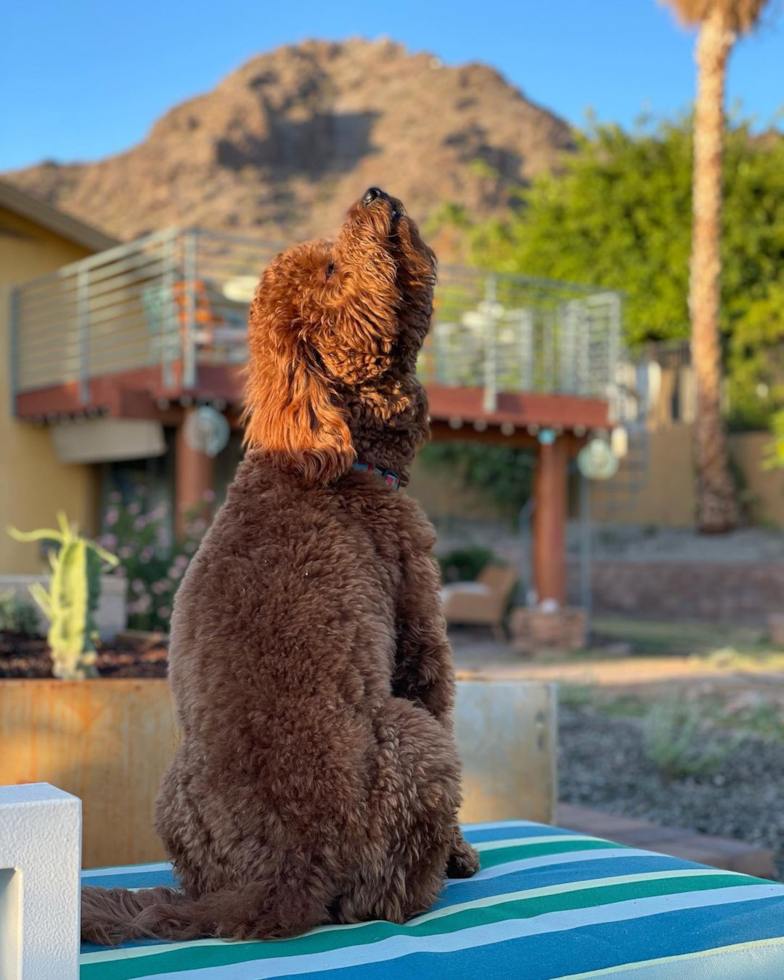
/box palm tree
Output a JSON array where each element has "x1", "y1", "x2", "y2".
[{"x1": 662, "y1": 0, "x2": 769, "y2": 532}]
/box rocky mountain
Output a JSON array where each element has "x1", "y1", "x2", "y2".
[{"x1": 6, "y1": 38, "x2": 574, "y2": 251}]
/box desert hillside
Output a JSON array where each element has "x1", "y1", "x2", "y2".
[{"x1": 6, "y1": 38, "x2": 574, "y2": 249}]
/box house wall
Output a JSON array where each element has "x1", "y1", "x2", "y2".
[
  {"x1": 0, "y1": 206, "x2": 99, "y2": 574},
  {"x1": 590, "y1": 424, "x2": 784, "y2": 528}
]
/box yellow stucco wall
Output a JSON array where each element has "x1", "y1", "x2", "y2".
[
  {"x1": 589, "y1": 424, "x2": 784, "y2": 528},
  {"x1": 0, "y1": 206, "x2": 100, "y2": 574}
]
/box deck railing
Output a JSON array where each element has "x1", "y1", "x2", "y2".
[{"x1": 11, "y1": 228, "x2": 627, "y2": 418}]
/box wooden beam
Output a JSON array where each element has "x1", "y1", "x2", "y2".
[
  {"x1": 429, "y1": 421, "x2": 586, "y2": 457},
  {"x1": 175, "y1": 409, "x2": 215, "y2": 535},
  {"x1": 427, "y1": 385, "x2": 611, "y2": 431},
  {"x1": 532, "y1": 436, "x2": 569, "y2": 605}
]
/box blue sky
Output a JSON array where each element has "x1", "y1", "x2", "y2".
[{"x1": 1, "y1": 0, "x2": 782, "y2": 172}]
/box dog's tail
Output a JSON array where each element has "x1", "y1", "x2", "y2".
[{"x1": 81, "y1": 874, "x2": 329, "y2": 946}]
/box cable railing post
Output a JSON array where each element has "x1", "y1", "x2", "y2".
[
  {"x1": 607, "y1": 292, "x2": 622, "y2": 420},
  {"x1": 77, "y1": 267, "x2": 90, "y2": 403},
  {"x1": 182, "y1": 230, "x2": 198, "y2": 390},
  {"x1": 160, "y1": 231, "x2": 178, "y2": 389},
  {"x1": 483, "y1": 273, "x2": 498, "y2": 413}
]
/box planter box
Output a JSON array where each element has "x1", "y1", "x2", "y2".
[
  {"x1": 510, "y1": 606, "x2": 587, "y2": 654},
  {"x1": 0, "y1": 575, "x2": 127, "y2": 640},
  {"x1": 0, "y1": 677, "x2": 556, "y2": 868},
  {"x1": 455, "y1": 678, "x2": 556, "y2": 826},
  {"x1": 0, "y1": 679, "x2": 173, "y2": 868}
]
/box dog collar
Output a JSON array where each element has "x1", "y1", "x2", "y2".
[{"x1": 353, "y1": 460, "x2": 400, "y2": 491}]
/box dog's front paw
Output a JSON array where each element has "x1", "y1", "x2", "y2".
[{"x1": 446, "y1": 834, "x2": 480, "y2": 879}]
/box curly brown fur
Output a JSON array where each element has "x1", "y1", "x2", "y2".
[{"x1": 81, "y1": 190, "x2": 478, "y2": 946}]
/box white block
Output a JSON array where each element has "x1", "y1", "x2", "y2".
[{"x1": 0, "y1": 783, "x2": 81, "y2": 980}]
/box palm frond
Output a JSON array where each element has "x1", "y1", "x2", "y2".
[{"x1": 662, "y1": 0, "x2": 769, "y2": 33}]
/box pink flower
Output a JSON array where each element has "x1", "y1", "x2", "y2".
[
  {"x1": 168, "y1": 566, "x2": 183, "y2": 580},
  {"x1": 133, "y1": 517, "x2": 147, "y2": 531},
  {"x1": 202, "y1": 488, "x2": 216, "y2": 503},
  {"x1": 101, "y1": 534, "x2": 117, "y2": 550},
  {"x1": 151, "y1": 581, "x2": 168, "y2": 595},
  {"x1": 108, "y1": 491, "x2": 121, "y2": 504},
  {"x1": 128, "y1": 502, "x2": 141, "y2": 516},
  {"x1": 119, "y1": 546, "x2": 133, "y2": 559},
  {"x1": 131, "y1": 579, "x2": 145, "y2": 593},
  {"x1": 158, "y1": 606, "x2": 171, "y2": 620},
  {"x1": 104, "y1": 507, "x2": 119, "y2": 527},
  {"x1": 174, "y1": 555, "x2": 189, "y2": 568},
  {"x1": 140, "y1": 547, "x2": 154, "y2": 561},
  {"x1": 128, "y1": 594, "x2": 152, "y2": 614}
]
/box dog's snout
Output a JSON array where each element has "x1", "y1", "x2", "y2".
[{"x1": 362, "y1": 187, "x2": 388, "y2": 206}]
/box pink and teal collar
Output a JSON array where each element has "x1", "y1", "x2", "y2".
[{"x1": 353, "y1": 460, "x2": 400, "y2": 491}]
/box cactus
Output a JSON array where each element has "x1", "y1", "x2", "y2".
[{"x1": 8, "y1": 513, "x2": 118, "y2": 679}]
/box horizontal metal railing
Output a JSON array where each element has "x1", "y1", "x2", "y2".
[{"x1": 11, "y1": 228, "x2": 626, "y2": 416}]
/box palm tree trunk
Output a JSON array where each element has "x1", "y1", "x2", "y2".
[{"x1": 690, "y1": 7, "x2": 740, "y2": 532}]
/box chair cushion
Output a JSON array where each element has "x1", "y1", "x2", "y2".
[
  {"x1": 80, "y1": 820, "x2": 784, "y2": 979},
  {"x1": 441, "y1": 582, "x2": 493, "y2": 600}
]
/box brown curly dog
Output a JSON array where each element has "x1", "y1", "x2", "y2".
[{"x1": 81, "y1": 188, "x2": 479, "y2": 946}]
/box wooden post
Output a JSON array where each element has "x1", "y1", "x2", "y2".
[
  {"x1": 533, "y1": 436, "x2": 568, "y2": 605},
  {"x1": 175, "y1": 409, "x2": 214, "y2": 536}
]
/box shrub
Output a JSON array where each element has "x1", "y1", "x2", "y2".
[
  {"x1": 643, "y1": 699, "x2": 732, "y2": 780},
  {"x1": 98, "y1": 488, "x2": 209, "y2": 632},
  {"x1": 438, "y1": 545, "x2": 500, "y2": 584},
  {"x1": 0, "y1": 591, "x2": 41, "y2": 636},
  {"x1": 420, "y1": 442, "x2": 534, "y2": 520},
  {"x1": 558, "y1": 683, "x2": 594, "y2": 709}
]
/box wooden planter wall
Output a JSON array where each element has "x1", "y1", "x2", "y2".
[
  {"x1": 0, "y1": 678, "x2": 555, "y2": 868},
  {"x1": 0, "y1": 680, "x2": 174, "y2": 868}
]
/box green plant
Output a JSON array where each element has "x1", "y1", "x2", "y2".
[
  {"x1": 643, "y1": 698, "x2": 732, "y2": 780},
  {"x1": 0, "y1": 591, "x2": 41, "y2": 636},
  {"x1": 8, "y1": 513, "x2": 118, "y2": 679},
  {"x1": 558, "y1": 683, "x2": 595, "y2": 709},
  {"x1": 447, "y1": 113, "x2": 784, "y2": 431},
  {"x1": 420, "y1": 442, "x2": 534, "y2": 519},
  {"x1": 438, "y1": 545, "x2": 500, "y2": 584}
]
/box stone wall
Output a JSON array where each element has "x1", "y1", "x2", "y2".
[{"x1": 588, "y1": 560, "x2": 784, "y2": 625}]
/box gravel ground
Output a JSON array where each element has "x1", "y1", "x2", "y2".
[{"x1": 559, "y1": 706, "x2": 784, "y2": 879}]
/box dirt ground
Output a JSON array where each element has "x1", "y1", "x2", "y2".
[
  {"x1": 452, "y1": 616, "x2": 784, "y2": 736},
  {"x1": 451, "y1": 615, "x2": 784, "y2": 877}
]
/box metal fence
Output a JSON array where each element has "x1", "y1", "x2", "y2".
[
  {"x1": 11, "y1": 228, "x2": 626, "y2": 414},
  {"x1": 418, "y1": 266, "x2": 623, "y2": 412}
]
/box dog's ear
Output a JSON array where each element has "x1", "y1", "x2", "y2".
[{"x1": 243, "y1": 291, "x2": 355, "y2": 484}]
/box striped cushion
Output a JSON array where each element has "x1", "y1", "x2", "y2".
[{"x1": 80, "y1": 820, "x2": 784, "y2": 979}]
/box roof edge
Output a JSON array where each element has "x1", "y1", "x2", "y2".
[{"x1": 0, "y1": 179, "x2": 118, "y2": 252}]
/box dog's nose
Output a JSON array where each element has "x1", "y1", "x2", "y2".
[{"x1": 362, "y1": 187, "x2": 388, "y2": 206}]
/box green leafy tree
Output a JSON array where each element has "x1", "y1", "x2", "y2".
[{"x1": 463, "y1": 116, "x2": 784, "y2": 433}]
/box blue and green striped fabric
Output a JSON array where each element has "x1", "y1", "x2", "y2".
[{"x1": 80, "y1": 820, "x2": 784, "y2": 979}]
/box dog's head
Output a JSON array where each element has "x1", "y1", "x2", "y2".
[{"x1": 244, "y1": 189, "x2": 436, "y2": 484}]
